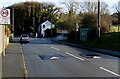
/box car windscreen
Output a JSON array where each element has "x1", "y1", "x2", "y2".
[{"x1": 22, "y1": 35, "x2": 29, "y2": 37}]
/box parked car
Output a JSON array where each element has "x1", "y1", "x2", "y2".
[
  {"x1": 20, "y1": 34, "x2": 30, "y2": 43},
  {"x1": 9, "y1": 34, "x2": 13, "y2": 41}
]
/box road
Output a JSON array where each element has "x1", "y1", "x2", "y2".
[{"x1": 21, "y1": 38, "x2": 119, "y2": 78}]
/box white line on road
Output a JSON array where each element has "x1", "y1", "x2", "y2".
[
  {"x1": 54, "y1": 48, "x2": 60, "y2": 51},
  {"x1": 44, "y1": 44, "x2": 60, "y2": 51},
  {"x1": 51, "y1": 47, "x2": 60, "y2": 51},
  {"x1": 100, "y1": 67, "x2": 120, "y2": 77},
  {"x1": 44, "y1": 44, "x2": 49, "y2": 46},
  {"x1": 65, "y1": 52, "x2": 84, "y2": 61}
]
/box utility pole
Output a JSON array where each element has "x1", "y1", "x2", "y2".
[
  {"x1": 97, "y1": 0, "x2": 101, "y2": 41},
  {"x1": 118, "y1": 1, "x2": 120, "y2": 32}
]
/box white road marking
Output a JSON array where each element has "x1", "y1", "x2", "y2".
[
  {"x1": 51, "y1": 47, "x2": 60, "y2": 51},
  {"x1": 44, "y1": 44, "x2": 60, "y2": 51},
  {"x1": 44, "y1": 44, "x2": 49, "y2": 46},
  {"x1": 54, "y1": 48, "x2": 60, "y2": 51},
  {"x1": 51, "y1": 46, "x2": 54, "y2": 49},
  {"x1": 65, "y1": 52, "x2": 84, "y2": 61},
  {"x1": 100, "y1": 67, "x2": 120, "y2": 77}
]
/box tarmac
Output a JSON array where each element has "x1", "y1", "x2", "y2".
[
  {"x1": 51, "y1": 40, "x2": 120, "y2": 58},
  {"x1": 1, "y1": 38, "x2": 120, "y2": 79},
  {"x1": 2, "y1": 42, "x2": 24, "y2": 79}
]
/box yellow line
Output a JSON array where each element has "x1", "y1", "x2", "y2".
[{"x1": 20, "y1": 44, "x2": 28, "y2": 79}]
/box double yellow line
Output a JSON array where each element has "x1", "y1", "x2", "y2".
[{"x1": 20, "y1": 44, "x2": 28, "y2": 79}]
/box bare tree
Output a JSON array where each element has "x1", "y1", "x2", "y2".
[
  {"x1": 80, "y1": 2, "x2": 98, "y2": 13},
  {"x1": 60, "y1": 0, "x2": 79, "y2": 16},
  {"x1": 80, "y1": 1, "x2": 109, "y2": 14},
  {"x1": 59, "y1": 0, "x2": 80, "y2": 32},
  {"x1": 114, "y1": 1, "x2": 120, "y2": 13},
  {"x1": 101, "y1": 2, "x2": 109, "y2": 14}
]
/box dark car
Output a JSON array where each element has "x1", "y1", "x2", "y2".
[{"x1": 20, "y1": 34, "x2": 30, "y2": 43}]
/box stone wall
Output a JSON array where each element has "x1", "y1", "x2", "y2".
[
  {"x1": 0, "y1": 25, "x2": 9, "y2": 57},
  {"x1": 0, "y1": 25, "x2": 4, "y2": 57}
]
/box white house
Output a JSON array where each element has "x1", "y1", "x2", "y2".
[{"x1": 38, "y1": 20, "x2": 54, "y2": 37}]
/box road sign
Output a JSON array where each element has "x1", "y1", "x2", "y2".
[{"x1": 0, "y1": 9, "x2": 10, "y2": 24}]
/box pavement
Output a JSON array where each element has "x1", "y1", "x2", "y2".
[
  {"x1": 51, "y1": 40, "x2": 120, "y2": 58},
  {"x1": 0, "y1": 57, "x2": 2, "y2": 79},
  {"x1": 2, "y1": 41, "x2": 24, "y2": 79}
]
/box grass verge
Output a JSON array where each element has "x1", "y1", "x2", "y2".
[{"x1": 63, "y1": 32, "x2": 120, "y2": 52}]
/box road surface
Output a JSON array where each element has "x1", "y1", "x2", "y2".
[{"x1": 21, "y1": 38, "x2": 119, "y2": 78}]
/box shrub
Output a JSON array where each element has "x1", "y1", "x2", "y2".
[
  {"x1": 5, "y1": 27, "x2": 11, "y2": 37},
  {"x1": 81, "y1": 13, "x2": 97, "y2": 28}
]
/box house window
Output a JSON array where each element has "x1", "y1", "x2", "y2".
[{"x1": 43, "y1": 25, "x2": 45, "y2": 28}]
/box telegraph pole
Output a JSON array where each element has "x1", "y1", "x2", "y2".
[
  {"x1": 97, "y1": 0, "x2": 101, "y2": 41},
  {"x1": 118, "y1": 1, "x2": 120, "y2": 32}
]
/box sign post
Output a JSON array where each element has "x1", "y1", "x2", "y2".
[
  {"x1": 0, "y1": 9, "x2": 10, "y2": 56},
  {"x1": 0, "y1": 9, "x2": 10, "y2": 24}
]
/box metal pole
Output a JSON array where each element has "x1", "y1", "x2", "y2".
[
  {"x1": 51, "y1": 16, "x2": 52, "y2": 37},
  {"x1": 75, "y1": 23, "x2": 78, "y2": 42},
  {"x1": 12, "y1": 8, "x2": 14, "y2": 38},
  {"x1": 33, "y1": 17, "x2": 35, "y2": 35},
  {"x1": 51, "y1": 25, "x2": 52, "y2": 37},
  {"x1": 2, "y1": 25, "x2": 5, "y2": 56},
  {"x1": 1, "y1": 7, "x2": 5, "y2": 56}
]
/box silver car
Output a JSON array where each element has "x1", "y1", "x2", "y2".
[{"x1": 20, "y1": 34, "x2": 30, "y2": 43}]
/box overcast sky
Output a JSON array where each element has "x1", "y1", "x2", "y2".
[{"x1": 0, "y1": 0, "x2": 119, "y2": 13}]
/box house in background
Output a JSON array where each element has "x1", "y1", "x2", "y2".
[{"x1": 38, "y1": 20, "x2": 54, "y2": 37}]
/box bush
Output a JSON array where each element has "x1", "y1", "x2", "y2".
[
  {"x1": 5, "y1": 27, "x2": 11, "y2": 37},
  {"x1": 100, "y1": 14, "x2": 112, "y2": 33},
  {"x1": 68, "y1": 31, "x2": 79, "y2": 41},
  {"x1": 81, "y1": 13, "x2": 97, "y2": 28},
  {"x1": 45, "y1": 29, "x2": 57, "y2": 37}
]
